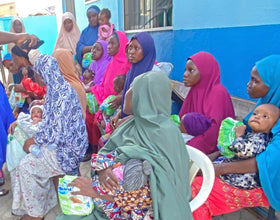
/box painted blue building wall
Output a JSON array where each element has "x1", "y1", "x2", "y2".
[
  {"x1": 73, "y1": 0, "x2": 280, "y2": 100},
  {"x1": 0, "y1": 16, "x2": 58, "y2": 55}
]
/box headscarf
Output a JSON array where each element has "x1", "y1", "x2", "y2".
[
  {"x1": 89, "y1": 40, "x2": 112, "y2": 86},
  {"x1": 91, "y1": 31, "x2": 131, "y2": 105},
  {"x1": 121, "y1": 32, "x2": 156, "y2": 118},
  {"x1": 0, "y1": 82, "x2": 14, "y2": 168},
  {"x1": 53, "y1": 48, "x2": 87, "y2": 118},
  {"x1": 179, "y1": 51, "x2": 235, "y2": 154},
  {"x1": 33, "y1": 54, "x2": 88, "y2": 175},
  {"x1": 8, "y1": 16, "x2": 26, "y2": 52},
  {"x1": 3, "y1": 53, "x2": 12, "y2": 65},
  {"x1": 76, "y1": 5, "x2": 100, "y2": 66},
  {"x1": 54, "y1": 12, "x2": 81, "y2": 55},
  {"x1": 11, "y1": 45, "x2": 29, "y2": 61},
  {"x1": 99, "y1": 71, "x2": 192, "y2": 220},
  {"x1": 243, "y1": 55, "x2": 280, "y2": 211}
]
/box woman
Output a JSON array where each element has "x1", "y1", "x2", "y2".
[
  {"x1": 110, "y1": 32, "x2": 157, "y2": 128},
  {"x1": 57, "y1": 71, "x2": 192, "y2": 220},
  {"x1": 53, "y1": 48, "x2": 87, "y2": 119},
  {"x1": 0, "y1": 81, "x2": 14, "y2": 196},
  {"x1": 11, "y1": 54, "x2": 88, "y2": 220},
  {"x1": 192, "y1": 55, "x2": 280, "y2": 219},
  {"x1": 85, "y1": 31, "x2": 130, "y2": 151},
  {"x1": 89, "y1": 40, "x2": 112, "y2": 86},
  {"x1": 8, "y1": 16, "x2": 26, "y2": 52},
  {"x1": 54, "y1": 12, "x2": 81, "y2": 55},
  {"x1": 76, "y1": 5, "x2": 100, "y2": 68},
  {"x1": 179, "y1": 51, "x2": 235, "y2": 154}
]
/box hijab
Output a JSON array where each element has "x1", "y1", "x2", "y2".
[
  {"x1": 0, "y1": 82, "x2": 14, "y2": 168},
  {"x1": 91, "y1": 31, "x2": 131, "y2": 105},
  {"x1": 99, "y1": 71, "x2": 192, "y2": 219},
  {"x1": 54, "y1": 12, "x2": 81, "y2": 55},
  {"x1": 121, "y1": 32, "x2": 156, "y2": 118},
  {"x1": 244, "y1": 55, "x2": 280, "y2": 211},
  {"x1": 179, "y1": 51, "x2": 235, "y2": 154},
  {"x1": 76, "y1": 5, "x2": 100, "y2": 66},
  {"x1": 89, "y1": 40, "x2": 112, "y2": 86},
  {"x1": 53, "y1": 48, "x2": 87, "y2": 118},
  {"x1": 33, "y1": 55, "x2": 88, "y2": 175},
  {"x1": 8, "y1": 16, "x2": 26, "y2": 52}
]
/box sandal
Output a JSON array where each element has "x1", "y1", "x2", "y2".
[
  {"x1": 82, "y1": 146, "x2": 92, "y2": 162},
  {"x1": 0, "y1": 188, "x2": 9, "y2": 196},
  {"x1": 0, "y1": 169, "x2": 4, "y2": 186}
]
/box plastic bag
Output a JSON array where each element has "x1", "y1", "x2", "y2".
[
  {"x1": 86, "y1": 93, "x2": 99, "y2": 114},
  {"x1": 217, "y1": 117, "x2": 244, "y2": 158},
  {"x1": 100, "y1": 95, "x2": 116, "y2": 116},
  {"x1": 58, "y1": 175, "x2": 94, "y2": 216}
]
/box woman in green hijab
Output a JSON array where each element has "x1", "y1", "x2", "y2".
[{"x1": 57, "y1": 71, "x2": 192, "y2": 220}]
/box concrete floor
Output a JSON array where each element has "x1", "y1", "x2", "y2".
[{"x1": 0, "y1": 161, "x2": 279, "y2": 220}]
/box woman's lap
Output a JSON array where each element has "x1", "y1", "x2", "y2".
[{"x1": 192, "y1": 176, "x2": 269, "y2": 220}]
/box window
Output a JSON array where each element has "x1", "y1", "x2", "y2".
[{"x1": 124, "y1": 0, "x2": 173, "y2": 31}]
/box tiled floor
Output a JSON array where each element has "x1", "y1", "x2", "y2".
[{"x1": 1, "y1": 161, "x2": 279, "y2": 220}]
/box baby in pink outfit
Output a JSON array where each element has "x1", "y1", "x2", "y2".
[{"x1": 98, "y1": 8, "x2": 115, "y2": 42}]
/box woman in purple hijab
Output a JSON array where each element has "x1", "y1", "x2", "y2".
[{"x1": 89, "y1": 40, "x2": 112, "y2": 86}]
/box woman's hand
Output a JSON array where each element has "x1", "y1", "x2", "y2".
[
  {"x1": 109, "y1": 110, "x2": 121, "y2": 131},
  {"x1": 213, "y1": 163, "x2": 224, "y2": 177},
  {"x1": 15, "y1": 33, "x2": 40, "y2": 47},
  {"x1": 109, "y1": 95, "x2": 122, "y2": 109},
  {"x1": 8, "y1": 121, "x2": 17, "y2": 134},
  {"x1": 68, "y1": 176, "x2": 98, "y2": 198},
  {"x1": 82, "y1": 46, "x2": 92, "y2": 55},
  {"x1": 97, "y1": 167, "x2": 120, "y2": 192},
  {"x1": 23, "y1": 137, "x2": 36, "y2": 153}
]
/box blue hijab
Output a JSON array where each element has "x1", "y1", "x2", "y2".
[
  {"x1": 34, "y1": 55, "x2": 88, "y2": 175},
  {"x1": 244, "y1": 55, "x2": 280, "y2": 211},
  {"x1": 121, "y1": 32, "x2": 156, "y2": 117},
  {"x1": 76, "y1": 5, "x2": 100, "y2": 67},
  {"x1": 0, "y1": 82, "x2": 14, "y2": 168}
]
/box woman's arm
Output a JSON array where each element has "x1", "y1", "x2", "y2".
[
  {"x1": 0, "y1": 32, "x2": 39, "y2": 45},
  {"x1": 214, "y1": 157, "x2": 258, "y2": 176}
]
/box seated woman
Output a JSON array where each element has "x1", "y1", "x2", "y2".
[
  {"x1": 109, "y1": 31, "x2": 158, "y2": 129},
  {"x1": 76, "y1": 5, "x2": 100, "y2": 71},
  {"x1": 192, "y1": 55, "x2": 280, "y2": 219},
  {"x1": 86, "y1": 31, "x2": 130, "y2": 152},
  {"x1": 179, "y1": 51, "x2": 235, "y2": 154},
  {"x1": 11, "y1": 54, "x2": 88, "y2": 220},
  {"x1": 53, "y1": 48, "x2": 87, "y2": 119},
  {"x1": 56, "y1": 71, "x2": 192, "y2": 220}
]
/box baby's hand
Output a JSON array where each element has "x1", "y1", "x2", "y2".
[
  {"x1": 32, "y1": 118, "x2": 42, "y2": 124},
  {"x1": 234, "y1": 125, "x2": 246, "y2": 138}
]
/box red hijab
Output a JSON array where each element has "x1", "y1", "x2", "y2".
[{"x1": 179, "y1": 51, "x2": 235, "y2": 154}]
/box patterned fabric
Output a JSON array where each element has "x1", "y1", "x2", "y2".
[
  {"x1": 91, "y1": 153, "x2": 153, "y2": 220},
  {"x1": 192, "y1": 177, "x2": 269, "y2": 220},
  {"x1": 34, "y1": 54, "x2": 88, "y2": 175}
]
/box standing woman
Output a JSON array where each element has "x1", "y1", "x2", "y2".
[
  {"x1": 54, "y1": 12, "x2": 80, "y2": 55},
  {"x1": 53, "y1": 48, "x2": 87, "y2": 119},
  {"x1": 179, "y1": 51, "x2": 235, "y2": 154},
  {"x1": 76, "y1": 5, "x2": 100, "y2": 69},
  {"x1": 8, "y1": 16, "x2": 26, "y2": 52}
]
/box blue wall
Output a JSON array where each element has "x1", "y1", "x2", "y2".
[
  {"x1": 0, "y1": 16, "x2": 58, "y2": 55},
  {"x1": 73, "y1": 0, "x2": 280, "y2": 101}
]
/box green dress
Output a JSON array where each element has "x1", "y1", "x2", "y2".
[{"x1": 56, "y1": 71, "x2": 193, "y2": 220}]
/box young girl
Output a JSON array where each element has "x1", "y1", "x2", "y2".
[{"x1": 98, "y1": 8, "x2": 115, "y2": 42}]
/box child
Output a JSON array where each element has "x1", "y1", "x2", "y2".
[
  {"x1": 82, "y1": 69, "x2": 94, "y2": 93},
  {"x1": 91, "y1": 153, "x2": 153, "y2": 219},
  {"x1": 98, "y1": 8, "x2": 115, "y2": 42},
  {"x1": 179, "y1": 112, "x2": 211, "y2": 143},
  {"x1": 6, "y1": 104, "x2": 44, "y2": 171},
  {"x1": 99, "y1": 74, "x2": 126, "y2": 130},
  {"x1": 218, "y1": 103, "x2": 280, "y2": 189}
]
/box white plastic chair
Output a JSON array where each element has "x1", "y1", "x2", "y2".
[{"x1": 186, "y1": 145, "x2": 215, "y2": 212}]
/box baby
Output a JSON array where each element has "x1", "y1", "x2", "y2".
[
  {"x1": 98, "y1": 8, "x2": 115, "y2": 42},
  {"x1": 218, "y1": 104, "x2": 280, "y2": 189},
  {"x1": 82, "y1": 69, "x2": 94, "y2": 93},
  {"x1": 91, "y1": 153, "x2": 153, "y2": 219},
  {"x1": 6, "y1": 104, "x2": 44, "y2": 171},
  {"x1": 179, "y1": 112, "x2": 211, "y2": 143},
  {"x1": 99, "y1": 74, "x2": 126, "y2": 130}
]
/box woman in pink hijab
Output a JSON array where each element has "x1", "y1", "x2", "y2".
[
  {"x1": 179, "y1": 51, "x2": 235, "y2": 154},
  {"x1": 54, "y1": 12, "x2": 81, "y2": 55}
]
